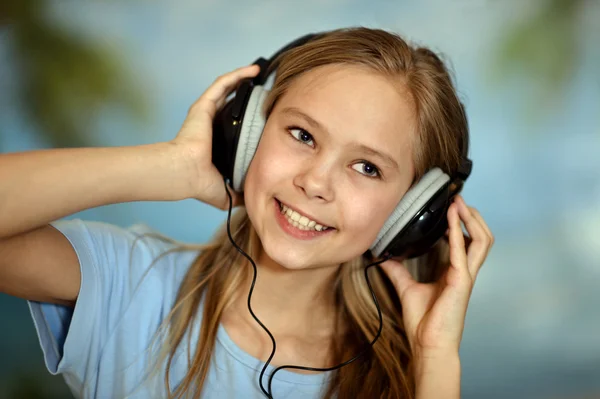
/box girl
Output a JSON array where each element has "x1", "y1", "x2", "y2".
[{"x1": 0, "y1": 27, "x2": 493, "y2": 398}]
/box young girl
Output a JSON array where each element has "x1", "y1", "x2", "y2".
[{"x1": 0, "y1": 27, "x2": 493, "y2": 398}]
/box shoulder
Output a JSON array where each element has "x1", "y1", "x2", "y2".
[
  {"x1": 51, "y1": 218, "x2": 200, "y2": 285},
  {"x1": 28, "y1": 218, "x2": 204, "y2": 397}
]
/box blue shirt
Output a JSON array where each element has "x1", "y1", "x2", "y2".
[{"x1": 27, "y1": 219, "x2": 331, "y2": 398}]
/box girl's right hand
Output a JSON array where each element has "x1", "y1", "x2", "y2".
[{"x1": 172, "y1": 64, "x2": 260, "y2": 210}]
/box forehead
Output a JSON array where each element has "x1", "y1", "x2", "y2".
[{"x1": 274, "y1": 64, "x2": 416, "y2": 171}]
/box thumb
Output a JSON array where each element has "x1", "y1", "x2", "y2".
[{"x1": 380, "y1": 259, "x2": 416, "y2": 298}]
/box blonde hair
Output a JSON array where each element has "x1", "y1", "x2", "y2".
[{"x1": 146, "y1": 27, "x2": 468, "y2": 399}]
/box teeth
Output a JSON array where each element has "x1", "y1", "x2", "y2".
[
  {"x1": 279, "y1": 202, "x2": 330, "y2": 232},
  {"x1": 290, "y1": 211, "x2": 300, "y2": 222}
]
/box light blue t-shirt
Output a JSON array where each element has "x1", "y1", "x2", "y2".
[{"x1": 27, "y1": 219, "x2": 331, "y2": 398}]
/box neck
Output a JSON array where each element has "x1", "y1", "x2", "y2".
[{"x1": 227, "y1": 249, "x2": 341, "y2": 337}]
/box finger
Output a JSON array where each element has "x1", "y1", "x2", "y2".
[
  {"x1": 468, "y1": 206, "x2": 494, "y2": 246},
  {"x1": 444, "y1": 226, "x2": 470, "y2": 247},
  {"x1": 210, "y1": 65, "x2": 262, "y2": 110},
  {"x1": 190, "y1": 64, "x2": 260, "y2": 119},
  {"x1": 455, "y1": 196, "x2": 491, "y2": 279},
  {"x1": 465, "y1": 208, "x2": 493, "y2": 278},
  {"x1": 448, "y1": 201, "x2": 469, "y2": 280},
  {"x1": 379, "y1": 259, "x2": 417, "y2": 299},
  {"x1": 204, "y1": 64, "x2": 260, "y2": 104}
]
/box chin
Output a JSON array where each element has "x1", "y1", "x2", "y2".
[
  {"x1": 262, "y1": 243, "x2": 316, "y2": 270},
  {"x1": 264, "y1": 241, "x2": 356, "y2": 271}
]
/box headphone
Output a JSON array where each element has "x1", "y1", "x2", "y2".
[{"x1": 212, "y1": 32, "x2": 473, "y2": 261}]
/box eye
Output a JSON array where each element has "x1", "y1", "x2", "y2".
[
  {"x1": 352, "y1": 162, "x2": 381, "y2": 179},
  {"x1": 288, "y1": 127, "x2": 315, "y2": 147}
]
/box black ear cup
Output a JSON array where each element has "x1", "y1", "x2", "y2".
[
  {"x1": 380, "y1": 183, "x2": 454, "y2": 259},
  {"x1": 370, "y1": 168, "x2": 451, "y2": 258},
  {"x1": 212, "y1": 99, "x2": 237, "y2": 183},
  {"x1": 212, "y1": 79, "x2": 254, "y2": 185}
]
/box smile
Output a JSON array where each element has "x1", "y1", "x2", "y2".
[
  {"x1": 274, "y1": 199, "x2": 335, "y2": 239},
  {"x1": 279, "y1": 202, "x2": 331, "y2": 231}
]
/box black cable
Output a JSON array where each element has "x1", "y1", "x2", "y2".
[
  {"x1": 223, "y1": 177, "x2": 391, "y2": 399},
  {"x1": 222, "y1": 178, "x2": 277, "y2": 398},
  {"x1": 266, "y1": 256, "x2": 389, "y2": 396}
]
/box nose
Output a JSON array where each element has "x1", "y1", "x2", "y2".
[{"x1": 293, "y1": 154, "x2": 335, "y2": 202}]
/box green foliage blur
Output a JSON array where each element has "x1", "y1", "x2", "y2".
[
  {"x1": 5, "y1": 371, "x2": 71, "y2": 399},
  {"x1": 1, "y1": 0, "x2": 148, "y2": 149},
  {"x1": 491, "y1": 0, "x2": 593, "y2": 120}
]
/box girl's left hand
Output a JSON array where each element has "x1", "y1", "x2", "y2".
[{"x1": 379, "y1": 195, "x2": 494, "y2": 359}]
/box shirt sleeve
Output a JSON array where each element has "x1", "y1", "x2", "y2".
[{"x1": 27, "y1": 218, "x2": 183, "y2": 389}]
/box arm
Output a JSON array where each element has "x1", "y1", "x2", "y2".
[
  {"x1": 415, "y1": 352, "x2": 461, "y2": 399},
  {"x1": 0, "y1": 142, "x2": 193, "y2": 305},
  {"x1": 0, "y1": 143, "x2": 191, "y2": 239}
]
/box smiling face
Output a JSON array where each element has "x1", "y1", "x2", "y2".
[{"x1": 243, "y1": 64, "x2": 417, "y2": 270}]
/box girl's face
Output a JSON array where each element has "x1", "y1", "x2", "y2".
[{"x1": 244, "y1": 64, "x2": 416, "y2": 270}]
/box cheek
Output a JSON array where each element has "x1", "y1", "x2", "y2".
[
  {"x1": 245, "y1": 131, "x2": 296, "y2": 190},
  {"x1": 342, "y1": 197, "x2": 396, "y2": 243},
  {"x1": 243, "y1": 153, "x2": 266, "y2": 222},
  {"x1": 243, "y1": 131, "x2": 289, "y2": 206}
]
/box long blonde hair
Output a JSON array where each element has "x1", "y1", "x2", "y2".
[{"x1": 149, "y1": 27, "x2": 468, "y2": 399}]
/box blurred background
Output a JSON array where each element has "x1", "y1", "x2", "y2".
[{"x1": 1, "y1": 0, "x2": 599, "y2": 398}]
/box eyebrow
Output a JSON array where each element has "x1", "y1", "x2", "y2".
[{"x1": 280, "y1": 106, "x2": 400, "y2": 170}]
